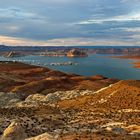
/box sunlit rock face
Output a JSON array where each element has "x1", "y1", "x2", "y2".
[
  {"x1": 1, "y1": 121, "x2": 27, "y2": 140},
  {"x1": 66, "y1": 49, "x2": 88, "y2": 57}
]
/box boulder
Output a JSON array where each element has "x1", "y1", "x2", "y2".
[
  {"x1": 1, "y1": 121, "x2": 27, "y2": 140},
  {"x1": 25, "y1": 132, "x2": 57, "y2": 140}
]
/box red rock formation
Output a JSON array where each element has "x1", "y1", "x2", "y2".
[{"x1": 66, "y1": 49, "x2": 88, "y2": 57}]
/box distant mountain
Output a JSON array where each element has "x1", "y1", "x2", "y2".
[{"x1": 1, "y1": 45, "x2": 140, "y2": 55}]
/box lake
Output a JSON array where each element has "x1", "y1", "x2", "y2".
[{"x1": 0, "y1": 54, "x2": 140, "y2": 80}]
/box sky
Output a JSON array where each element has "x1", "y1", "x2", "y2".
[{"x1": 0, "y1": 0, "x2": 140, "y2": 46}]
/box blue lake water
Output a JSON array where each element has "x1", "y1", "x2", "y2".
[{"x1": 0, "y1": 54, "x2": 140, "y2": 80}]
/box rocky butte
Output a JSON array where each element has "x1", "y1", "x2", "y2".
[
  {"x1": 66, "y1": 49, "x2": 88, "y2": 57},
  {"x1": 0, "y1": 61, "x2": 139, "y2": 140}
]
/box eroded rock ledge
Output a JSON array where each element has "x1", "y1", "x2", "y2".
[{"x1": 0, "y1": 62, "x2": 139, "y2": 140}]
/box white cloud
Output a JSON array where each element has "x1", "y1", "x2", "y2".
[
  {"x1": 4, "y1": 26, "x2": 20, "y2": 32},
  {"x1": 0, "y1": 35, "x2": 139, "y2": 46},
  {"x1": 0, "y1": 8, "x2": 46, "y2": 21},
  {"x1": 40, "y1": 0, "x2": 82, "y2": 4},
  {"x1": 121, "y1": 0, "x2": 140, "y2": 3},
  {"x1": 123, "y1": 27, "x2": 140, "y2": 32},
  {"x1": 76, "y1": 13, "x2": 140, "y2": 25},
  {"x1": 0, "y1": 8, "x2": 32, "y2": 18}
]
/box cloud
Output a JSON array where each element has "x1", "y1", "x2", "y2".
[
  {"x1": 3, "y1": 26, "x2": 20, "y2": 32},
  {"x1": 76, "y1": 13, "x2": 140, "y2": 25},
  {"x1": 0, "y1": 0, "x2": 140, "y2": 46},
  {"x1": 121, "y1": 0, "x2": 140, "y2": 3},
  {"x1": 122, "y1": 27, "x2": 140, "y2": 32},
  {"x1": 0, "y1": 8, "x2": 34, "y2": 19},
  {"x1": 1, "y1": 35, "x2": 140, "y2": 46}
]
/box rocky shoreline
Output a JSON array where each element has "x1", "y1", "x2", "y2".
[{"x1": 110, "y1": 55, "x2": 140, "y2": 69}]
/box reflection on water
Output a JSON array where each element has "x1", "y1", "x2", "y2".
[{"x1": 0, "y1": 54, "x2": 140, "y2": 80}]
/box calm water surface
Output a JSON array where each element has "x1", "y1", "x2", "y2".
[{"x1": 0, "y1": 54, "x2": 140, "y2": 80}]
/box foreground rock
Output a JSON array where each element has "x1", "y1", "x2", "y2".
[
  {"x1": 17, "y1": 90, "x2": 94, "y2": 107},
  {"x1": 1, "y1": 122, "x2": 27, "y2": 140},
  {"x1": 0, "y1": 81, "x2": 139, "y2": 139},
  {"x1": 0, "y1": 62, "x2": 139, "y2": 139},
  {"x1": 25, "y1": 133, "x2": 57, "y2": 140},
  {"x1": 0, "y1": 92, "x2": 21, "y2": 107}
]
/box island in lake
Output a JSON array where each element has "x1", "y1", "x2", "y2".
[{"x1": 66, "y1": 48, "x2": 88, "y2": 57}]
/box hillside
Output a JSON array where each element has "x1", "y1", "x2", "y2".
[
  {"x1": 0, "y1": 61, "x2": 139, "y2": 140},
  {"x1": 0, "y1": 61, "x2": 117, "y2": 96}
]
